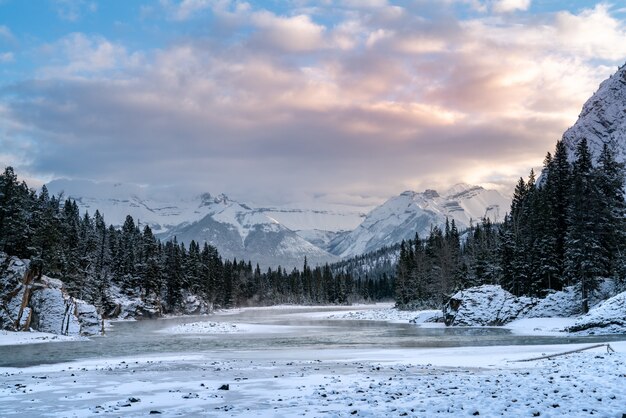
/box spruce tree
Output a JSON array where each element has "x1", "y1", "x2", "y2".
[{"x1": 565, "y1": 138, "x2": 604, "y2": 313}]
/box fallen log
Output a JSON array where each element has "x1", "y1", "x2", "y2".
[{"x1": 513, "y1": 343, "x2": 615, "y2": 362}]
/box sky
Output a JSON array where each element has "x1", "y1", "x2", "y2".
[{"x1": 1, "y1": 0, "x2": 626, "y2": 206}]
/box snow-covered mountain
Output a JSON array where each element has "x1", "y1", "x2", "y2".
[
  {"x1": 158, "y1": 195, "x2": 339, "y2": 269},
  {"x1": 46, "y1": 179, "x2": 508, "y2": 266},
  {"x1": 560, "y1": 63, "x2": 626, "y2": 161},
  {"x1": 46, "y1": 179, "x2": 342, "y2": 269},
  {"x1": 46, "y1": 179, "x2": 217, "y2": 234},
  {"x1": 328, "y1": 184, "x2": 510, "y2": 258}
]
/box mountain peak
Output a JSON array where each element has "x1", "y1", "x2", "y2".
[
  {"x1": 561, "y1": 63, "x2": 626, "y2": 162},
  {"x1": 444, "y1": 183, "x2": 481, "y2": 197}
]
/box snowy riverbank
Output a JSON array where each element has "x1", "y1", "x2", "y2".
[
  {"x1": 1, "y1": 342, "x2": 624, "y2": 417},
  {"x1": 1, "y1": 304, "x2": 625, "y2": 416},
  {"x1": 0, "y1": 330, "x2": 88, "y2": 346}
]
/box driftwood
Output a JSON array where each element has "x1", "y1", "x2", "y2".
[{"x1": 514, "y1": 343, "x2": 615, "y2": 362}]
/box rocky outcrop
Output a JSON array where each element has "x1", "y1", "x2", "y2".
[
  {"x1": 0, "y1": 253, "x2": 103, "y2": 336},
  {"x1": 524, "y1": 286, "x2": 584, "y2": 318},
  {"x1": 567, "y1": 291, "x2": 626, "y2": 335},
  {"x1": 443, "y1": 285, "x2": 536, "y2": 326},
  {"x1": 103, "y1": 286, "x2": 211, "y2": 319}
]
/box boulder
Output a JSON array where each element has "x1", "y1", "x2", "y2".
[
  {"x1": 567, "y1": 291, "x2": 626, "y2": 335},
  {"x1": 443, "y1": 285, "x2": 536, "y2": 326},
  {"x1": 183, "y1": 293, "x2": 211, "y2": 315},
  {"x1": 104, "y1": 284, "x2": 163, "y2": 319},
  {"x1": 1, "y1": 253, "x2": 103, "y2": 336},
  {"x1": 525, "y1": 286, "x2": 583, "y2": 318}
]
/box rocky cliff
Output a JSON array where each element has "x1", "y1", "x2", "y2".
[{"x1": 0, "y1": 253, "x2": 103, "y2": 336}]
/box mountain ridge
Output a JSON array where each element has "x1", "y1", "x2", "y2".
[{"x1": 46, "y1": 179, "x2": 510, "y2": 268}]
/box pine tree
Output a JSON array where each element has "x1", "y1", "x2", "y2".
[
  {"x1": 565, "y1": 138, "x2": 604, "y2": 313},
  {"x1": 595, "y1": 143, "x2": 626, "y2": 281}
]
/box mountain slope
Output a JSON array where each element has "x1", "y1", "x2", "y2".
[
  {"x1": 560, "y1": 63, "x2": 626, "y2": 161},
  {"x1": 159, "y1": 195, "x2": 338, "y2": 269},
  {"x1": 329, "y1": 184, "x2": 510, "y2": 258}
]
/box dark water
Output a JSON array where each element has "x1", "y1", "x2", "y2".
[{"x1": 2, "y1": 306, "x2": 624, "y2": 368}]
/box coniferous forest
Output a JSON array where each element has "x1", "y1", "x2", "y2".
[
  {"x1": 395, "y1": 138, "x2": 626, "y2": 312},
  {"x1": 0, "y1": 166, "x2": 392, "y2": 316}
]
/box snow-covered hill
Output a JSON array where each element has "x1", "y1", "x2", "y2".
[
  {"x1": 328, "y1": 184, "x2": 510, "y2": 258},
  {"x1": 560, "y1": 63, "x2": 626, "y2": 161}
]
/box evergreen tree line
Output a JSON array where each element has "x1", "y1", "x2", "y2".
[
  {"x1": 330, "y1": 243, "x2": 398, "y2": 301},
  {"x1": 395, "y1": 139, "x2": 626, "y2": 312},
  {"x1": 394, "y1": 217, "x2": 497, "y2": 308},
  {"x1": 0, "y1": 167, "x2": 391, "y2": 315}
]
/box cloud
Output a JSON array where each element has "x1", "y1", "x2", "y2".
[
  {"x1": 554, "y1": 4, "x2": 626, "y2": 60},
  {"x1": 2, "y1": 1, "x2": 626, "y2": 203},
  {"x1": 0, "y1": 25, "x2": 15, "y2": 43},
  {"x1": 163, "y1": 0, "x2": 213, "y2": 20},
  {"x1": 492, "y1": 0, "x2": 530, "y2": 14},
  {"x1": 0, "y1": 52, "x2": 13, "y2": 62},
  {"x1": 38, "y1": 33, "x2": 143, "y2": 78},
  {"x1": 250, "y1": 11, "x2": 327, "y2": 52},
  {"x1": 51, "y1": 0, "x2": 98, "y2": 22}
]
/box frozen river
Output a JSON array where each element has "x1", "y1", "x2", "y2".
[{"x1": 2, "y1": 305, "x2": 624, "y2": 368}]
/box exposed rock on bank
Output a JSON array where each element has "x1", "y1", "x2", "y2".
[
  {"x1": 0, "y1": 254, "x2": 103, "y2": 336},
  {"x1": 443, "y1": 283, "x2": 625, "y2": 334},
  {"x1": 567, "y1": 291, "x2": 626, "y2": 335},
  {"x1": 443, "y1": 285, "x2": 535, "y2": 326}
]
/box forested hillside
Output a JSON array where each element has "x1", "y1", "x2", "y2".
[{"x1": 395, "y1": 139, "x2": 626, "y2": 312}]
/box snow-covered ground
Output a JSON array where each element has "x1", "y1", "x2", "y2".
[
  {"x1": 158, "y1": 321, "x2": 302, "y2": 334},
  {"x1": 1, "y1": 305, "x2": 625, "y2": 417},
  {"x1": 0, "y1": 330, "x2": 88, "y2": 346},
  {"x1": 324, "y1": 306, "x2": 441, "y2": 324},
  {"x1": 0, "y1": 343, "x2": 624, "y2": 417}
]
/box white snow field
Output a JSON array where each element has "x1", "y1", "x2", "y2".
[{"x1": 1, "y1": 305, "x2": 625, "y2": 417}]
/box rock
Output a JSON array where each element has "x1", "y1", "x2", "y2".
[
  {"x1": 30, "y1": 287, "x2": 81, "y2": 335},
  {"x1": 0, "y1": 252, "x2": 103, "y2": 336},
  {"x1": 183, "y1": 293, "x2": 211, "y2": 315},
  {"x1": 75, "y1": 299, "x2": 103, "y2": 335},
  {"x1": 443, "y1": 285, "x2": 536, "y2": 326},
  {"x1": 567, "y1": 291, "x2": 626, "y2": 335},
  {"x1": 525, "y1": 286, "x2": 583, "y2": 318}
]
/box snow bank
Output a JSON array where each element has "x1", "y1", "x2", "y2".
[
  {"x1": 160, "y1": 321, "x2": 242, "y2": 334},
  {"x1": 0, "y1": 330, "x2": 87, "y2": 346},
  {"x1": 159, "y1": 321, "x2": 300, "y2": 335},
  {"x1": 443, "y1": 285, "x2": 535, "y2": 326},
  {"x1": 326, "y1": 308, "x2": 427, "y2": 323},
  {"x1": 567, "y1": 291, "x2": 626, "y2": 335}
]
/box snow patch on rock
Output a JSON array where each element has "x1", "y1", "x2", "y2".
[
  {"x1": 567, "y1": 291, "x2": 626, "y2": 335},
  {"x1": 524, "y1": 286, "x2": 583, "y2": 318},
  {"x1": 443, "y1": 285, "x2": 536, "y2": 326}
]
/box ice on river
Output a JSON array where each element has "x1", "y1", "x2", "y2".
[{"x1": 1, "y1": 305, "x2": 625, "y2": 417}]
